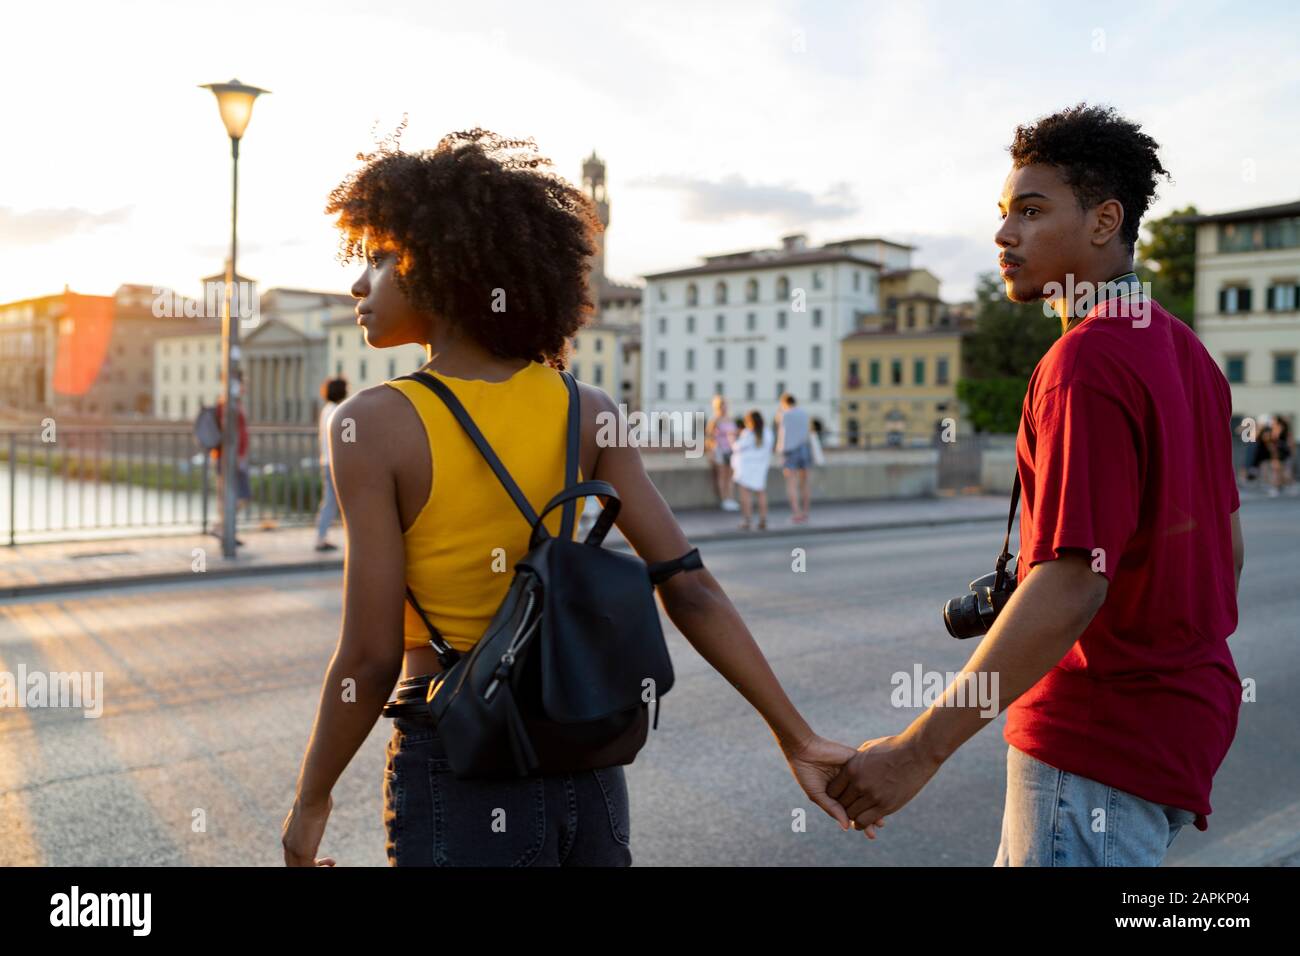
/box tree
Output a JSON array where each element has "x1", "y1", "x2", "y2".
[
  {"x1": 1137, "y1": 205, "x2": 1197, "y2": 327},
  {"x1": 957, "y1": 272, "x2": 1059, "y2": 433}
]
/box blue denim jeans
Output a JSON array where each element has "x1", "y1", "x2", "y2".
[
  {"x1": 315, "y1": 467, "x2": 338, "y2": 541},
  {"x1": 383, "y1": 715, "x2": 633, "y2": 866},
  {"x1": 994, "y1": 745, "x2": 1199, "y2": 866}
]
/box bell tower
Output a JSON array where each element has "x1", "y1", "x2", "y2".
[{"x1": 583, "y1": 151, "x2": 610, "y2": 295}]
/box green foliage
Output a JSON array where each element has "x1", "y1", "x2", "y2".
[
  {"x1": 958, "y1": 272, "x2": 1058, "y2": 432},
  {"x1": 1137, "y1": 205, "x2": 1197, "y2": 327}
]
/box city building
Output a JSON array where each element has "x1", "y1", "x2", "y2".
[
  {"x1": 641, "y1": 233, "x2": 914, "y2": 443},
  {"x1": 1180, "y1": 200, "x2": 1299, "y2": 429},
  {"x1": 570, "y1": 151, "x2": 642, "y2": 411}
]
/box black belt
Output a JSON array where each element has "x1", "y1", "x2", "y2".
[{"x1": 382, "y1": 673, "x2": 437, "y2": 720}]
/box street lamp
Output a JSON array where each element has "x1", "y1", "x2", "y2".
[{"x1": 199, "y1": 78, "x2": 268, "y2": 559}]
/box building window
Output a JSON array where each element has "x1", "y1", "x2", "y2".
[
  {"x1": 813, "y1": 308, "x2": 823, "y2": 328},
  {"x1": 714, "y1": 281, "x2": 728, "y2": 305},
  {"x1": 715, "y1": 313, "x2": 725, "y2": 333},
  {"x1": 1274, "y1": 353, "x2": 1296, "y2": 384},
  {"x1": 812, "y1": 270, "x2": 824, "y2": 290},
  {"x1": 658, "y1": 316, "x2": 667, "y2": 334},
  {"x1": 388, "y1": 358, "x2": 396, "y2": 377},
  {"x1": 936, "y1": 357, "x2": 950, "y2": 386},
  {"x1": 847, "y1": 418, "x2": 859, "y2": 445},
  {"x1": 573, "y1": 362, "x2": 581, "y2": 379},
  {"x1": 1219, "y1": 285, "x2": 1252, "y2": 314},
  {"x1": 811, "y1": 381, "x2": 821, "y2": 401},
  {"x1": 360, "y1": 358, "x2": 367, "y2": 379},
  {"x1": 1218, "y1": 217, "x2": 1300, "y2": 253},
  {"x1": 745, "y1": 278, "x2": 759, "y2": 303},
  {"x1": 1267, "y1": 283, "x2": 1299, "y2": 311},
  {"x1": 1225, "y1": 355, "x2": 1245, "y2": 383},
  {"x1": 745, "y1": 381, "x2": 755, "y2": 400},
  {"x1": 870, "y1": 360, "x2": 880, "y2": 386},
  {"x1": 853, "y1": 271, "x2": 861, "y2": 291},
  {"x1": 686, "y1": 381, "x2": 695, "y2": 400},
  {"x1": 181, "y1": 396, "x2": 188, "y2": 417},
  {"x1": 686, "y1": 283, "x2": 698, "y2": 306},
  {"x1": 594, "y1": 364, "x2": 603, "y2": 386},
  {"x1": 715, "y1": 381, "x2": 724, "y2": 396},
  {"x1": 811, "y1": 345, "x2": 822, "y2": 369},
  {"x1": 658, "y1": 285, "x2": 667, "y2": 302},
  {"x1": 746, "y1": 312, "x2": 756, "y2": 331},
  {"x1": 686, "y1": 314, "x2": 695, "y2": 333},
  {"x1": 776, "y1": 310, "x2": 787, "y2": 330},
  {"x1": 913, "y1": 358, "x2": 925, "y2": 385},
  {"x1": 595, "y1": 337, "x2": 603, "y2": 353},
  {"x1": 657, "y1": 349, "x2": 666, "y2": 371},
  {"x1": 657, "y1": 382, "x2": 666, "y2": 400},
  {"x1": 746, "y1": 347, "x2": 756, "y2": 371},
  {"x1": 162, "y1": 396, "x2": 169, "y2": 417},
  {"x1": 776, "y1": 275, "x2": 790, "y2": 300},
  {"x1": 776, "y1": 346, "x2": 786, "y2": 370},
  {"x1": 891, "y1": 359, "x2": 902, "y2": 385},
  {"x1": 715, "y1": 347, "x2": 725, "y2": 370},
  {"x1": 686, "y1": 348, "x2": 695, "y2": 371},
  {"x1": 336, "y1": 333, "x2": 343, "y2": 348}
]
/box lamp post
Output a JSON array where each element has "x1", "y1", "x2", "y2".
[{"x1": 199, "y1": 78, "x2": 268, "y2": 559}]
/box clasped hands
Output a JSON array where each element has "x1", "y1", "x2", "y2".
[{"x1": 784, "y1": 726, "x2": 943, "y2": 839}]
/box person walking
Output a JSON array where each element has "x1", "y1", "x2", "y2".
[
  {"x1": 211, "y1": 368, "x2": 251, "y2": 546},
  {"x1": 776, "y1": 393, "x2": 812, "y2": 523},
  {"x1": 314, "y1": 377, "x2": 348, "y2": 551},
  {"x1": 281, "y1": 128, "x2": 874, "y2": 868},
  {"x1": 731, "y1": 409, "x2": 774, "y2": 531},
  {"x1": 705, "y1": 394, "x2": 739, "y2": 511}
]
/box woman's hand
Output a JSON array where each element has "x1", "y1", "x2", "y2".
[
  {"x1": 782, "y1": 734, "x2": 884, "y2": 836},
  {"x1": 282, "y1": 794, "x2": 337, "y2": 866}
]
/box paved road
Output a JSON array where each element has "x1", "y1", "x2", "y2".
[{"x1": 0, "y1": 498, "x2": 1295, "y2": 866}]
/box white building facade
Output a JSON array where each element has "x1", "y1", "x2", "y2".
[
  {"x1": 640, "y1": 234, "x2": 909, "y2": 444},
  {"x1": 1185, "y1": 200, "x2": 1300, "y2": 429}
]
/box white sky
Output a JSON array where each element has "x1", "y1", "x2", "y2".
[{"x1": 2, "y1": 0, "x2": 1297, "y2": 306}]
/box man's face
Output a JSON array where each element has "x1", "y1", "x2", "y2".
[
  {"x1": 994, "y1": 164, "x2": 1089, "y2": 304},
  {"x1": 350, "y1": 233, "x2": 425, "y2": 347}
]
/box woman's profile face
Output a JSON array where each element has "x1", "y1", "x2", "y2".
[{"x1": 351, "y1": 233, "x2": 426, "y2": 348}]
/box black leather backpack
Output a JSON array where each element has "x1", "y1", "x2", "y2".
[{"x1": 387, "y1": 368, "x2": 702, "y2": 779}]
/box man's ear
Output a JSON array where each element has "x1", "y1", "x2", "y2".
[{"x1": 1091, "y1": 198, "x2": 1125, "y2": 247}]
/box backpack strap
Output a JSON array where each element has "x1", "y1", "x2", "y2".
[
  {"x1": 404, "y1": 585, "x2": 460, "y2": 668},
  {"x1": 558, "y1": 370, "x2": 580, "y2": 541}
]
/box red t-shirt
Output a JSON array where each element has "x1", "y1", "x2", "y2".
[{"x1": 1004, "y1": 294, "x2": 1241, "y2": 831}]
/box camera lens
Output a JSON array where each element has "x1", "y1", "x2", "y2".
[{"x1": 944, "y1": 592, "x2": 988, "y2": 639}]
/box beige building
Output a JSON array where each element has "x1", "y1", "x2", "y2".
[
  {"x1": 839, "y1": 268, "x2": 971, "y2": 445},
  {"x1": 1181, "y1": 200, "x2": 1300, "y2": 429}
]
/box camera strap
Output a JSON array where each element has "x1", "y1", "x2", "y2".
[{"x1": 993, "y1": 471, "x2": 1020, "y2": 592}]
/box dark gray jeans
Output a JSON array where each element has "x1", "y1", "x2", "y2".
[{"x1": 384, "y1": 715, "x2": 633, "y2": 866}]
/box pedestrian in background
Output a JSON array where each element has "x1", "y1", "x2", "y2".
[
  {"x1": 731, "y1": 409, "x2": 773, "y2": 531},
  {"x1": 314, "y1": 377, "x2": 349, "y2": 551},
  {"x1": 776, "y1": 392, "x2": 812, "y2": 524},
  {"x1": 705, "y1": 394, "x2": 739, "y2": 512},
  {"x1": 211, "y1": 368, "x2": 251, "y2": 546}
]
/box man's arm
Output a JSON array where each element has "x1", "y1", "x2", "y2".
[{"x1": 828, "y1": 552, "x2": 1107, "y2": 827}]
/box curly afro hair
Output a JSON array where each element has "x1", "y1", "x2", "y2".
[
  {"x1": 326, "y1": 119, "x2": 601, "y2": 367},
  {"x1": 1008, "y1": 103, "x2": 1171, "y2": 249}
]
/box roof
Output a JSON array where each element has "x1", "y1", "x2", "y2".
[
  {"x1": 643, "y1": 248, "x2": 882, "y2": 281},
  {"x1": 823, "y1": 236, "x2": 916, "y2": 251},
  {"x1": 1173, "y1": 200, "x2": 1300, "y2": 225}
]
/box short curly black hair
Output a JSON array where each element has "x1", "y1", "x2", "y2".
[
  {"x1": 326, "y1": 120, "x2": 600, "y2": 367},
  {"x1": 1009, "y1": 103, "x2": 1171, "y2": 249}
]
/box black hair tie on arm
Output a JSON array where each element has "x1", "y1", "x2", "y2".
[{"x1": 647, "y1": 547, "x2": 704, "y2": 586}]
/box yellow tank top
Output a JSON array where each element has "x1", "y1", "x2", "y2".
[{"x1": 383, "y1": 361, "x2": 584, "y2": 652}]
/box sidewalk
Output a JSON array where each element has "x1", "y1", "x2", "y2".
[{"x1": 0, "y1": 493, "x2": 1014, "y2": 599}]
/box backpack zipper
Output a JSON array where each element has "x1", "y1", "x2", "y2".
[{"x1": 483, "y1": 590, "x2": 540, "y2": 701}]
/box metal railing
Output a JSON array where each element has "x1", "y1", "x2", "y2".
[{"x1": 0, "y1": 426, "x2": 327, "y2": 545}]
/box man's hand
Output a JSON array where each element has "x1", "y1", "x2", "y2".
[
  {"x1": 782, "y1": 734, "x2": 884, "y2": 835},
  {"x1": 827, "y1": 733, "x2": 943, "y2": 835}
]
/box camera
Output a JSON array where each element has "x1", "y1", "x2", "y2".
[{"x1": 942, "y1": 553, "x2": 1018, "y2": 639}]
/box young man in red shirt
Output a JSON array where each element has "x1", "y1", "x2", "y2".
[{"x1": 829, "y1": 103, "x2": 1244, "y2": 865}]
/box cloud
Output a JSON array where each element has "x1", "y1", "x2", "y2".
[
  {"x1": 0, "y1": 205, "x2": 132, "y2": 247},
  {"x1": 631, "y1": 173, "x2": 860, "y2": 225}
]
